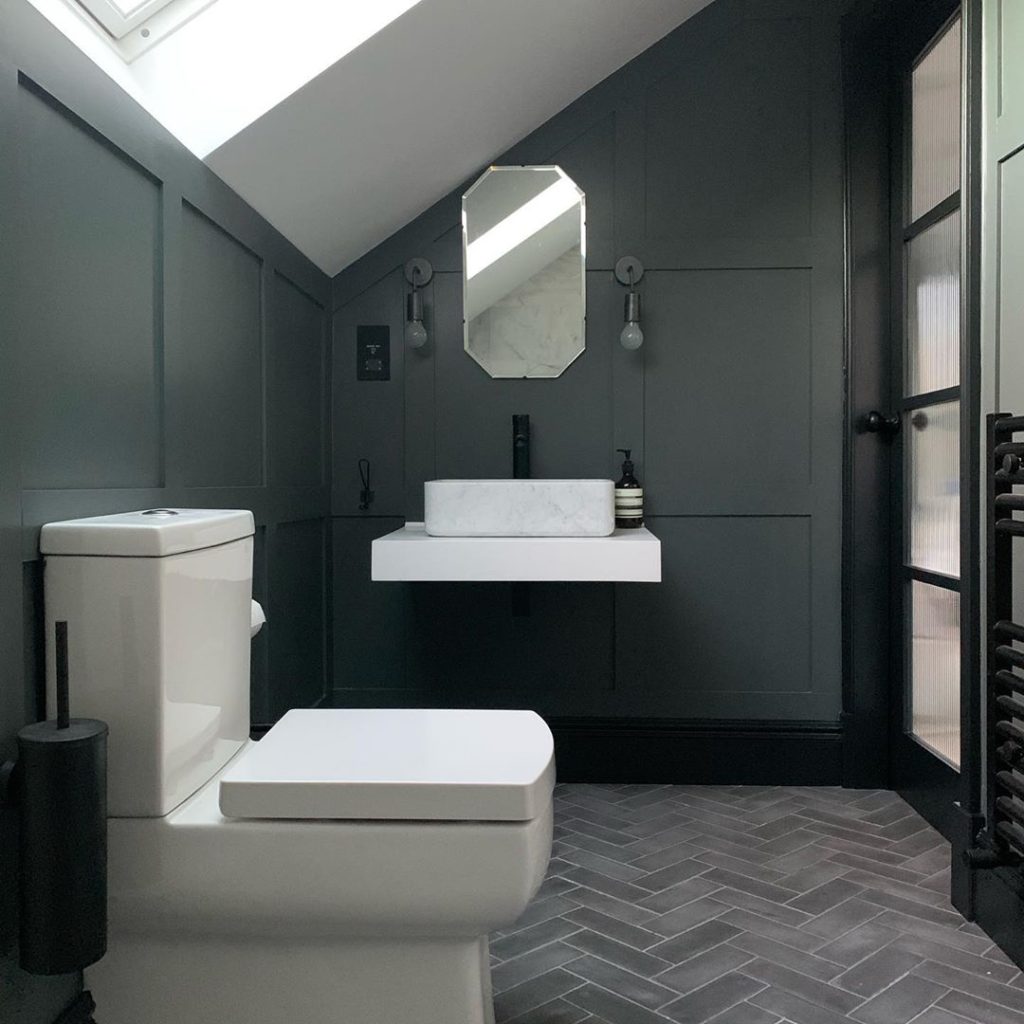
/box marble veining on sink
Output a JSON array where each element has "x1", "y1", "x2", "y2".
[{"x1": 424, "y1": 479, "x2": 614, "y2": 537}]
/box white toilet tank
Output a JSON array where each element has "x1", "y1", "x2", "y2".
[{"x1": 40, "y1": 509, "x2": 255, "y2": 817}]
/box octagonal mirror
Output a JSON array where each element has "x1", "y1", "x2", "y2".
[{"x1": 463, "y1": 165, "x2": 585, "y2": 378}]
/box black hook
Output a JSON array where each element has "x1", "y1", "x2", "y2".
[{"x1": 358, "y1": 458, "x2": 374, "y2": 511}]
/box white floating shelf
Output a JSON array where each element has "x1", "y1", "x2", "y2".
[{"x1": 371, "y1": 524, "x2": 661, "y2": 583}]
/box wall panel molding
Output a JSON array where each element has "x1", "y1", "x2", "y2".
[
  {"x1": 329, "y1": 0, "x2": 847, "y2": 727},
  {"x1": 0, "y1": 8, "x2": 332, "y2": 1018},
  {"x1": 17, "y1": 77, "x2": 163, "y2": 492}
]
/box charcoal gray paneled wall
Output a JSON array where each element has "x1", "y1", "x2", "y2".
[
  {"x1": 331, "y1": 0, "x2": 846, "y2": 722},
  {"x1": 0, "y1": 4, "x2": 330, "y2": 1019}
]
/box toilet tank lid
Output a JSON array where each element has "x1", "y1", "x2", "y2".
[
  {"x1": 40, "y1": 508, "x2": 255, "y2": 557},
  {"x1": 218, "y1": 709, "x2": 556, "y2": 822}
]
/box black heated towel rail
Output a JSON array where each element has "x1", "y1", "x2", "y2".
[{"x1": 983, "y1": 412, "x2": 1024, "y2": 868}]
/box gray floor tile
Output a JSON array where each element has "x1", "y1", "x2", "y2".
[
  {"x1": 649, "y1": 919, "x2": 744, "y2": 964},
  {"x1": 719, "y1": 908, "x2": 828, "y2": 954},
  {"x1": 639, "y1": 858, "x2": 718, "y2": 893},
  {"x1": 848, "y1": 974, "x2": 946, "y2": 1024},
  {"x1": 713, "y1": 887, "x2": 818, "y2": 928},
  {"x1": 660, "y1": 973, "x2": 768, "y2": 1023},
  {"x1": 935, "y1": 989, "x2": 1024, "y2": 1024},
  {"x1": 565, "y1": 865, "x2": 659, "y2": 904},
  {"x1": 629, "y1": 841, "x2": 706, "y2": 874},
  {"x1": 648, "y1": 897, "x2": 733, "y2": 938},
  {"x1": 704, "y1": 1001, "x2": 782, "y2": 1024},
  {"x1": 857, "y1": 889, "x2": 965, "y2": 928},
  {"x1": 505, "y1": 996, "x2": 592, "y2": 1024},
  {"x1": 492, "y1": 942, "x2": 585, "y2": 994},
  {"x1": 490, "y1": 784, "x2": 1022, "y2": 1024},
  {"x1": 701, "y1": 869, "x2": 802, "y2": 907},
  {"x1": 569, "y1": 886, "x2": 662, "y2": 927},
  {"x1": 637, "y1": 875, "x2": 723, "y2": 913},
  {"x1": 492, "y1": 916, "x2": 585, "y2": 961},
  {"x1": 775, "y1": 861, "x2": 852, "y2": 895},
  {"x1": 656, "y1": 943, "x2": 758, "y2": 995},
  {"x1": 560, "y1": 845, "x2": 654, "y2": 883},
  {"x1": 566, "y1": 982, "x2": 672, "y2": 1024},
  {"x1": 813, "y1": 921, "x2": 899, "y2": 967},
  {"x1": 800, "y1": 898, "x2": 884, "y2": 942},
  {"x1": 825, "y1": 851, "x2": 930, "y2": 885},
  {"x1": 567, "y1": 955, "x2": 679, "y2": 1009},
  {"x1": 749, "y1": 986, "x2": 853, "y2": 1024},
  {"x1": 832, "y1": 946, "x2": 922, "y2": 997},
  {"x1": 739, "y1": 959, "x2": 863, "y2": 1015},
  {"x1": 869, "y1": 911, "x2": 993, "y2": 955},
  {"x1": 507, "y1": 894, "x2": 585, "y2": 932},
  {"x1": 888, "y1": 933, "x2": 1018, "y2": 984},
  {"x1": 494, "y1": 968, "x2": 586, "y2": 1022},
  {"x1": 912, "y1": 961, "x2": 1024, "y2": 1014},
  {"x1": 907, "y1": 1009, "x2": 978, "y2": 1024},
  {"x1": 564, "y1": 928, "x2": 673, "y2": 977},
  {"x1": 564, "y1": 906, "x2": 665, "y2": 949},
  {"x1": 726, "y1": 932, "x2": 844, "y2": 982},
  {"x1": 788, "y1": 879, "x2": 865, "y2": 917}
]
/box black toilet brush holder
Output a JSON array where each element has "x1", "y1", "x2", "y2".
[{"x1": 1, "y1": 621, "x2": 108, "y2": 975}]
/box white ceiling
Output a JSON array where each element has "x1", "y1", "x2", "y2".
[{"x1": 205, "y1": 0, "x2": 713, "y2": 276}]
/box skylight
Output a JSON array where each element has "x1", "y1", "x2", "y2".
[
  {"x1": 77, "y1": 0, "x2": 177, "y2": 39},
  {"x1": 29, "y1": 0, "x2": 424, "y2": 156}
]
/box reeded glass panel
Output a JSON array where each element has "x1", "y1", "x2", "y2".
[
  {"x1": 910, "y1": 17, "x2": 961, "y2": 223},
  {"x1": 907, "y1": 210, "x2": 960, "y2": 394},
  {"x1": 908, "y1": 400, "x2": 960, "y2": 577},
  {"x1": 909, "y1": 581, "x2": 960, "y2": 768}
]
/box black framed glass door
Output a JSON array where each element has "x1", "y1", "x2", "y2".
[{"x1": 889, "y1": 7, "x2": 965, "y2": 833}]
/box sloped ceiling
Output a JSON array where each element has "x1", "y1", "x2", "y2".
[{"x1": 206, "y1": 0, "x2": 713, "y2": 276}]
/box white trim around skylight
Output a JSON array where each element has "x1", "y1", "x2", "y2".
[{"x1": 72, "y1": 0, "x2": 216, "y2": 60}]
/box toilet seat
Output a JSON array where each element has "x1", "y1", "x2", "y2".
[{"x1": 218, "y1": 708, "x2": 555, "y2": 822}]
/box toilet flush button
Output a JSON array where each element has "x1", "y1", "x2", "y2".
[{"x1": 142, "y1": 509, "x2": 179, "y2": 516}]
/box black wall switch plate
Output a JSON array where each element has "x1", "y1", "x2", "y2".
[{"x1": 357, "y1": 325, "x2": 390, "y2": 381}]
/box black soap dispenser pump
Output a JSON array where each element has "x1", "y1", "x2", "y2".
[{"x1": 615, "y1": 449, "x2": 644, "y2": 529}]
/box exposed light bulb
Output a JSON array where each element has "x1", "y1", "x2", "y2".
[
  {"x1": 620, "y1": 321, "x2": 644, "y2": 351},
  {"x1": 405, "y1": 286, "x2": 427, "y2": 348},
  {"x1": 405, "y1": 318, "x2": 428, "y2": 349}
]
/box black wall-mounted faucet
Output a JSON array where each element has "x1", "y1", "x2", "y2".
[{"x1": 512, "y1": 414, "x2": 530, "y2": 479}]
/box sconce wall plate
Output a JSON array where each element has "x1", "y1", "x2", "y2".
[
  {"x1": 404, "y1": 258, "x2": 434, "y2": 286},
  {"x1": 614, "y1": 257, "x2": 644, "y2": 287}
]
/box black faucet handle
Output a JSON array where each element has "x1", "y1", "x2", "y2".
[{"x1": 512, "y1": 414, "x2": 531, "y2": 479}]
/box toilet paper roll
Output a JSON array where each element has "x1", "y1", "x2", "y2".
[{"x1": 250, "y1": 600, "x2": 266, "y2": 638}]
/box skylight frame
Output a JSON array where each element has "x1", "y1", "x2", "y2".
[{"x1": 71, "y1": 0, "x2": 217, "y2": 61}]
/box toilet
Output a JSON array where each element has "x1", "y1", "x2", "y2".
[{"x1": 39, "y1": 508, "x2": 555, "y2": 1024}]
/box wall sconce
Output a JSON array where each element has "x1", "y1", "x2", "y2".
[
  {"x1": 404, "y1": 257, "x2": 433, "y2": 349},
  {"x1": 615, "y1": 256, "x2": 644, "y2": 351}
]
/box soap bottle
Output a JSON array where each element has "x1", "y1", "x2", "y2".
[{"x1": 615, "y1": 449, "x2": 643, "y2": 529}]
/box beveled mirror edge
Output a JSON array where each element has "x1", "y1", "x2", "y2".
[{"x1": 461, "y1": 164, "x2": 587, "y2": 380}]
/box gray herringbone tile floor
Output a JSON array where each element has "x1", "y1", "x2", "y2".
[{"x1": 488, "y1": 784, "x2": 1024, "y2": 1024}]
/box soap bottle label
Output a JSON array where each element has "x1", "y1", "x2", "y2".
[{"x1": 615, "y1": 488, "x2": 644, "y2": 520}]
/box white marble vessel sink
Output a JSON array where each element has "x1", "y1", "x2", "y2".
[{"x1": 424, "y1": 479, "x2": 614, "y2": 537}]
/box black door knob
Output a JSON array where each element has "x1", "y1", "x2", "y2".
[{"x1": 864, "y1": 410, "x2": 900, "y2": 436}]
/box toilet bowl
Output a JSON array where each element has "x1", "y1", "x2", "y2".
[{"x1": 40, "y1": 509, "x2": 554, "y2": 1024}]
